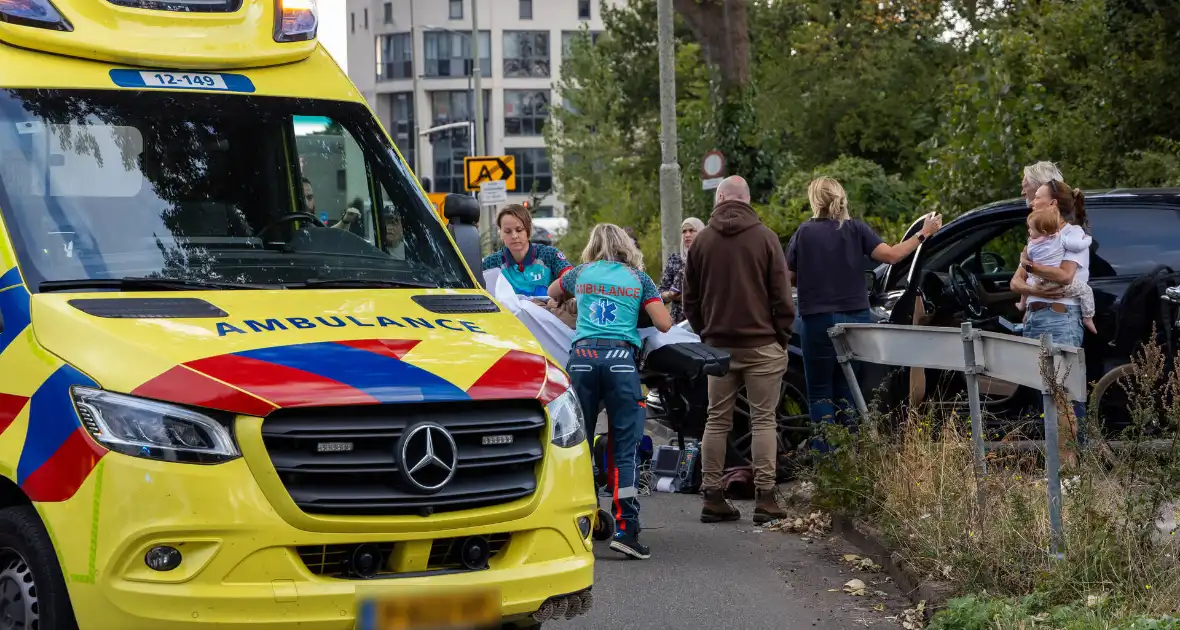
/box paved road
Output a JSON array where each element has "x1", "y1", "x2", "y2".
[{"x1": 561, "y1": 491, "x2": 911, "y2": 630}]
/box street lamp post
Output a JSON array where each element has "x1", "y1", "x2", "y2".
[
  {"x1": 656, "y1": 0, "x2": 683, "y2": 266},
  {"x1": 419, "y1": 121, "x2": 476, "y2": 199},
  {"x1": 409, "y1": 0, "x2": 421, "y2": 179}
]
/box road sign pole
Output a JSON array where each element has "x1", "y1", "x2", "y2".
[
  {"x1": 657, "y1": 0, "x2": 683, "y2": 266},
  {"x1": 471, "y1": 0, "x2": 485, "y2": 158}
]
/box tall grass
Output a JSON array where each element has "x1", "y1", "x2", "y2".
[{"x1": 810, "y1": 337, "x2": 1180, "y2": 620}]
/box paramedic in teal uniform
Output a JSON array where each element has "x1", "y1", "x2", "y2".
[
  {"x1": 482, "y1": 204, "x2": 572, "y2": 298},
  {"x1": 548, "y1": 223, "x2": 673, "y2": 561}
]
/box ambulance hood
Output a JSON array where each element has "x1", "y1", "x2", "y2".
[{"x1": 28, "y1": 289, "x2": 563, "y2": 415}]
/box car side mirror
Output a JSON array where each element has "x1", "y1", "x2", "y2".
[{"x1": 442, "y1": 194, "x2": 485, "y2": 288}]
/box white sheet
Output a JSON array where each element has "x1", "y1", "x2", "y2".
[{"x1": 483, "y1": 268, "x2": 700, "y2": 367}]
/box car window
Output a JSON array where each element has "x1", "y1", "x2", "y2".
[
  {"x1": 919, "y1": 220, "x2": 1023, "y2": 277},
  {"x1": 1088, "y1": 204, "x2": 1180, "y2": 277},
  {"x1": 971, "y1": 222, "x2": 1026, "y2": 275},
  {"x1": 0, "y1": 89, "x2": 473, "y2": 291}
]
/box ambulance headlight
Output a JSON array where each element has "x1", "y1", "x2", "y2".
[
  {"x1": 547, "y1": 389, "x2": 586, "y2": 449},
  {"x1": 273, "y1": 0, "x2": 317, "y2": 43},
  {"x1": 0, "y1": 0, "x2": 72, "y2": 31},
  {"x1": 71, "y1": 387, "x2": 240, "y2": 464}
]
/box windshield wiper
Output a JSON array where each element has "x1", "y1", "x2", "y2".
[
  {"x1": 38, "y1": 277, "x2": 277, "y2": 293},
  {"x1": 288, "y1": 279, "x2": 437, "y2": 290}
]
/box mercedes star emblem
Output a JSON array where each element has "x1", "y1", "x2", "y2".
[{"x1": 397, "y1": 422, "x2": 458, "y2": 493}]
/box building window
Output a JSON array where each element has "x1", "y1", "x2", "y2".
[
  {"x1": 428, "y1": 90, "x2": 491, "y2": 194},
  {"x1": 561, "y1": 30, "x2": 602, "y2": 56},
  {"x1": 504, "y1": 90, "x2": 550, "y2": 137},
  {"x1": 519, "y1": 0, "x2": 532, "y2": 19},
  {"x1": 363, "y1": 8, "x2": 369, "y2": 29},
  {"x1": 350, "y1": 12, "x2": 355, "y2": 33},
  {"x1": 503, "y1": 31, "x2": 550, "y2": 78},
  {"x1": 449, "y1": 0, "x2": 463, "y2": 19},
  {"x1": 376, "y1": 33, "x2": 413, "y2": 81},
  {"x1": 578, "y1": 0, "x2": 591, "y2": 20},
  {"x1": 383, "y1": 2, "x2": 392, "y2": 24},
  {"x1": 505, "y1": 148, "x2": 552, "y2": 194},
  {"x1": 423, "y1": 31, "x2": 491, "y2": 78},
  {"x1": 388, "y1": 93, "x2": 416, "y2": 173}
]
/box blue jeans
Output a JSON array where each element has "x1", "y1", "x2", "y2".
[
  {"x1": 800, "y1": 309, "x2": 872, "y2": 450},
  {"x1": 1022, "y1": 303, "x2": 1088, "y2": 445},
  {"x1": 566, "y1": 339, "x2": 644, "y2": 534}
]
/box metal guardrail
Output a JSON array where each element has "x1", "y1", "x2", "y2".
[{"x1": 828, "y1": 322, "x2": 1086, "y2": 556}]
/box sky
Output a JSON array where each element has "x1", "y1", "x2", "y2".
[{"x1": 319, "y1": 2, "x2": 347, "y2": 69}]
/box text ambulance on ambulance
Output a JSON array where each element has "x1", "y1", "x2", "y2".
[{"x1": 0, "y1": 1, "x2": 594, "y2": 628}]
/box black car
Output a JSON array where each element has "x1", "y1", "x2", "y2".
[
  {"x1": 647, "y1": 188, "x2": 1180, "y2": 465},
  {"x1": 861, "y1": 187, "x2": 1180, "y2": 436}
]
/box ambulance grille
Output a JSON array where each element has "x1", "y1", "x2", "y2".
[
  {"x1": 260, "y1": 401, "x2": 545, "y2": 516},
  {"x1": 105, "y1": 0, "x2": 243, "y2": 12}
]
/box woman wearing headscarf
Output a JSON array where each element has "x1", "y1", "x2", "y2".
[{"x1": 658, "y1": 217, "x2": 705, "y2": 324}]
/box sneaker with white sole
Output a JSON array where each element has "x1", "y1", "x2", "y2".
[{"x1": 609, "y1": 531, "x2": 651, "y2": 560}]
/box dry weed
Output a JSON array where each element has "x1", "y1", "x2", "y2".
[{"x1": 811, "y1": 336, "x2": 1180, "y2": 618}]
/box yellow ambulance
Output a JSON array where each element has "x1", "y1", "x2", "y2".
[{"x1": 0, "y1": 0, "x2": 595, "y2": 628}]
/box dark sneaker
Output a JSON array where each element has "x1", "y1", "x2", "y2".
[
  {"x1": 753, "y1": 488, "x2": 788, "y2": 525},
  {"x1": 609, "y1": 531, "x2": 651, "y2": 560},
  {"x1": 700, "y1": 489, "x2": 741, "y2": 523}
]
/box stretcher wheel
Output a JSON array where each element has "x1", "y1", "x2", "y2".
[{"x1": 592, "y1": 508, "x2": 615, "y2": 541}]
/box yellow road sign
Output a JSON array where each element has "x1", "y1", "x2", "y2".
[
  {"x1": 427, "y1": 192, "x2": 449, "y2": 225},
  {"x1": 464, "y1": 155, "x2": 516, "y2": 192}
]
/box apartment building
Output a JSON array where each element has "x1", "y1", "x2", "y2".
[{"x1": 345, "y1": 0, "x2": 610, "y2": 220}]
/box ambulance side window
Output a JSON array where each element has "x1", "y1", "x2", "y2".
[{"x1": 292, "y1": 116, "x2": 375, "y2": 243}]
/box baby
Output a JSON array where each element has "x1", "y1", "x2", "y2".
[{"x1": 1017, "y1": 208, "x2": 1097, "y2": 334}]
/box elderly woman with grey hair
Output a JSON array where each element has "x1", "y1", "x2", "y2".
[
  {"x1": 658, "y1": 217, "x2": 706, "y2": 323},
  {"x1": 1021, "y1": 161, "x2": 1064, "y2": 206}
]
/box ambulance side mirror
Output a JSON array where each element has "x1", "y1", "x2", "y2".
[{"x1": 443, "y1": 194, "x2": 485, "y2": 288}]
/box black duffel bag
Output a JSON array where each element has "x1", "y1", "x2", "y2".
[{"x1": 644, "y1": 342, "x2": 731, "y2": 379}]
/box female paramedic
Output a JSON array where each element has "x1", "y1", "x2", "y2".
[
  {"x1": 482, "y1": 204, "x2": 573, "y2": 298},
  {"x1": 548, "y1": 223, "x2": 673, "y2": 561}
]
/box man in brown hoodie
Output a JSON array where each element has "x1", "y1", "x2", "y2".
[{"x1": 683, "y1": 176, "x2": 795, "y2": 525}]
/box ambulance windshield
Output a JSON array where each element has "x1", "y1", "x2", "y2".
[{"x1": 0, "y1": 89, "x2": 472, "y2": 292}]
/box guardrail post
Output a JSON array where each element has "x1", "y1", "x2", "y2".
[
  {"x1": 830, "y1": 326, "x2": 870, "y2": 417},
  {"x1": 960, "y1": 322, "x2": 987, "y2": 479},
  {"x1": 1039, "y1": 333, "x2": 1065, "y2": 559}
]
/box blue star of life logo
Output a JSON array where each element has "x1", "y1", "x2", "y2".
[{"x1": 589, "y1": 300, "x2": 617, "y2": 326}]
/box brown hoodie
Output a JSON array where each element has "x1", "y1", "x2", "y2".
[{"x1": 682, "y1": 200, "x2": 796, "y2": 348}]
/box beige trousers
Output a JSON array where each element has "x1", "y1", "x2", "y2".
[{"x1": 700, "y1": 342, "x2": 789, "y2": 491}]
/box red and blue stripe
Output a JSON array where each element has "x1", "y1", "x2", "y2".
[
  {"x1": 17, "y1": 365, "x2": 105, "y2": 503},
  {"x1": 12, "y1": 338, "x2": 566, "y2": 504},
  {"x1": 132, "y1": 339, "x2": 558, "y2": 414},
  {"x1": 0, "y1": 267, "x2": 30, "y2": 357}
]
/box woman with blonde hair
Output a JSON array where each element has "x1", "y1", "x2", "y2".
[
  {"x1": 658, "y1": 217, "x2": 706, "y2": 323},
  {"x1": 548, "y1": 223, "x2": 672, "y2": 560},
  {"x1": 786, "y1": 177, "x2": 942, "y2": 448}
]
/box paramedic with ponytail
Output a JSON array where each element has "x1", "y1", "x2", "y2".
[
  {"x1": 482, "y1": 204, "x2": 573, "y2": 298},
  {"x1": 548, "y1": 223, "x2": 673, "y2": 560}
]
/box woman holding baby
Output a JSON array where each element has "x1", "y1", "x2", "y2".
[{"x1": 1010, "y1": 175, "x2": 1091, "y2": 454}]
